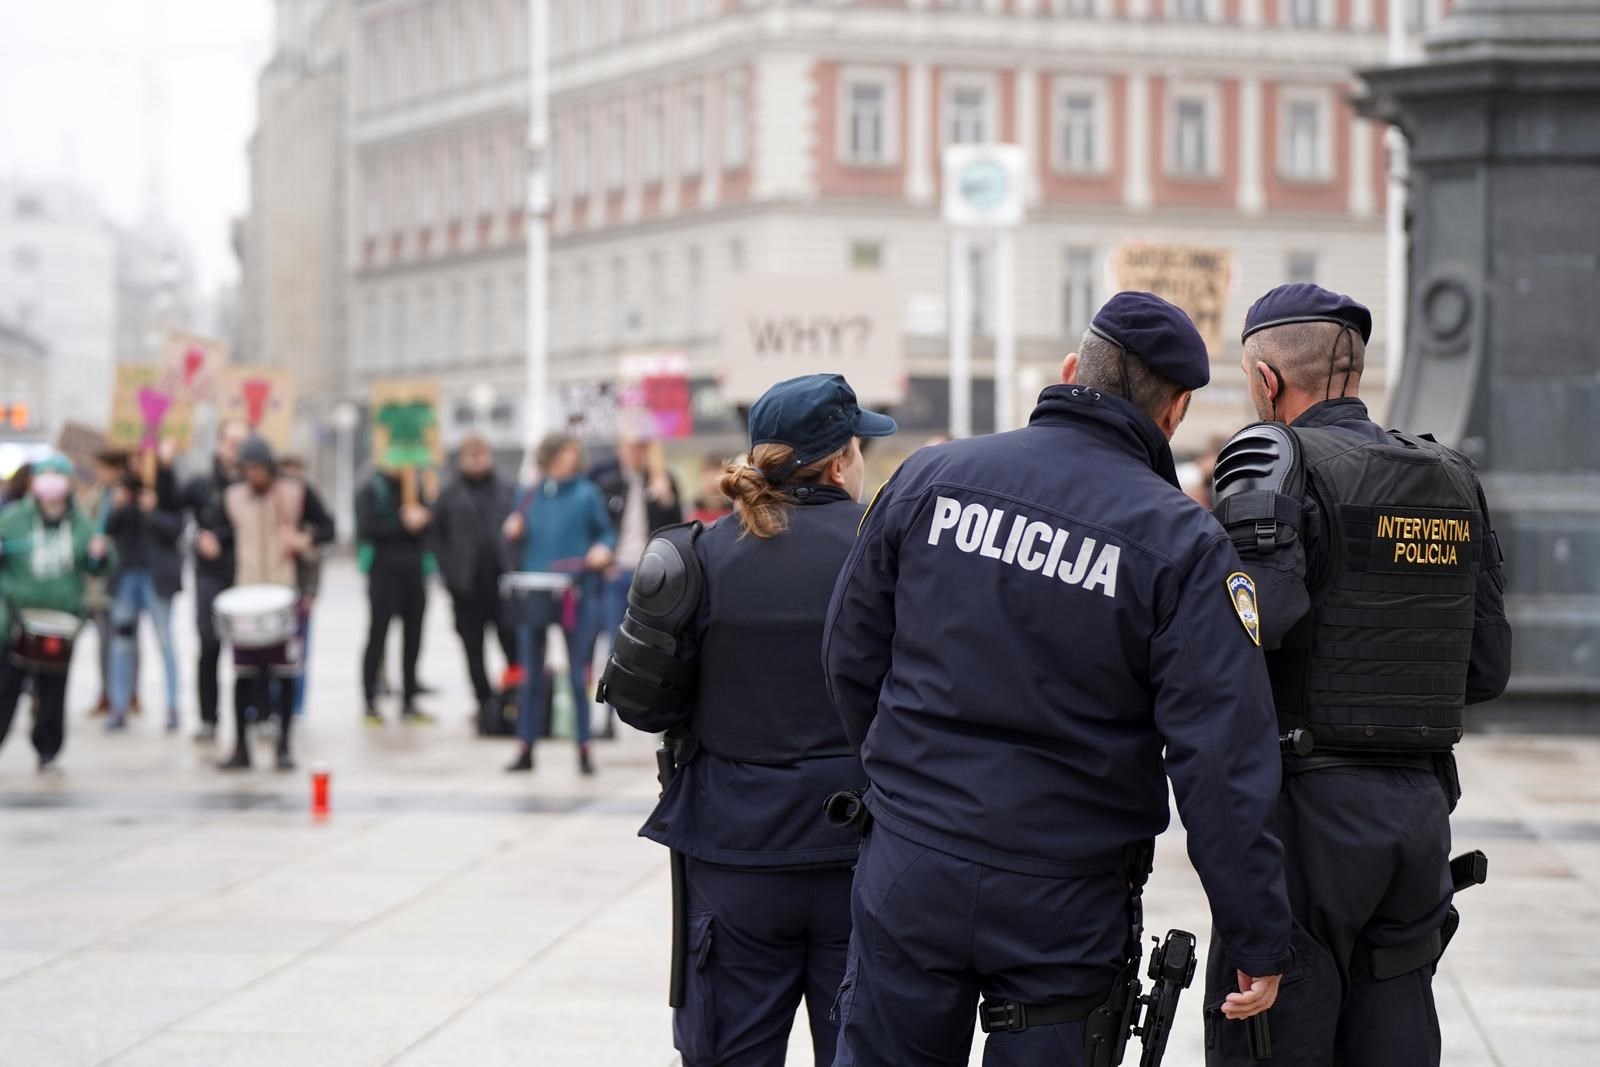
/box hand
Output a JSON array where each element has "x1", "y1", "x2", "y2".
[
  {"x1": 1220, "y1": 971, "x2": 1281, "y2": 1021},
  {"x1": 157, "y1": 437, "x2": 179, "y2": 467},
  {"x1": 88, "y1": 535, "x2": 108, "y2": 561},
  {"x1": 195, "y1": 530, "x2": 221, "y2": 560},
  {"x1": 648, "y1": 473, "x2": 675, "y2": 505},
  {"x1": 281, "y1": 527, "x2": 313, "y2": 556},
  {"x1": 138, "y1": 489, "x2": 159, "y2": 512},
  {"x1": 401, "y1": 504, "x2": 432, "y2": 533},
  {"x1": 502, "y1": 512, "x2": 525, "y2": 541},
  {"x1": 112, "y1": 485, "x2": 133, "y2": 509},
  {"x1": 585, "y1": 544, "x2": 614, "y2": 572}
]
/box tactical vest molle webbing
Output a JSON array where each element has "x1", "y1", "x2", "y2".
[
  {"x1": 1270, "y1": 429, "x2": 1481, "y2": 752},
  {"x1": 691, "y1": 496, "x2": 862, "y2": 764}
]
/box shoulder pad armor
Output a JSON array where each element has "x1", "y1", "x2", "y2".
[
  {"x1": 1214, "y1": 422, "x2": 1303, "y2": 502},
  {"x1": 597, "y1": 521, "x2": 704, "y2": 721},
  {"x1": 629, "y1": 521, "x2": 704, "y2": 634}
]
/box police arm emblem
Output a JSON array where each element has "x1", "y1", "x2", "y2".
[{"x1": 1227, "y1": 572, "x2": 1261, "y2": 647}]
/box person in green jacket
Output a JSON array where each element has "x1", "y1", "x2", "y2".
[{"x1": 0, "y1": 453, "x2": 113, "y2": 770}]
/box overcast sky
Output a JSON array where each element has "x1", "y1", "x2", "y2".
[{"x1": 0, "y1": 0, "x2": 272, "y2": 292}]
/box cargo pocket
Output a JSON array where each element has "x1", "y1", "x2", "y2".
[
  {"x1": 829, "y1": 954, "x2": 859, "y2": 1027},
  {"x1": 673, "y1": 912, "x2": 717, "y2": 1064}
]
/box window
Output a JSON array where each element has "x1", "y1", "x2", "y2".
[
  {"x1": 1063, "y1": 248, "x2": 1096, "y2": 336},
  {"x1": 1286, "y1": 251, "x2": 1317, "y2": 284},
  {"x1": 945, "y1": 78, "x2": 992, "y2": 145},
  {"x1": 449, "y1": 149, "x2": 465, "y2": 220},
  {"x1": 449, "y1": 281, "x2": 465, "y2": 358},
  {"x1": 1054, "y1": 80, "x2": 1107, "y2": 173},
  {"x1": 969, "y1": 245, "x2": 989, "y2": 336},
  {"x1": 1053, "y1": 0, "x2": 1097, "y2": 13},
  {"x1": 478, "y1": 277, "x2": 495, "y2": 355},
  {"x1": 1169, "y1": 92, "x2": 1214, "y2": 177},
  {"x1": 842, "y1": 72, "x2": 896, "y2": 166},
  {"x1": 1170, "y1": 0, "x2": 1211, "y2": 19},
  {"x1": 480, "y1": 141, "x2": 498, "y2": 216},
  {"x1": 724, "y1": 71, "x2": 750, "y2": 169},
  {"x1": 12, "y1": 195, "x2": 42, "y2": 219},
  {"x1": 1281, "y1": 95, "x2": 1327, "y2": 180},
  {"x1": 364, "y1": 167, "x2": 383, "y2": 237},
  {"x1": 649, "y1": 251, "x2": 666, "y2": 298},
  {"x1": 420, "y1": 155, "x2": 438, "y2": 227},
  {"x1": 391, "y1": 290, "x2": 407, "y2": 365},
  {"x1": 685, "y1": 246, "x2": 703, "y2": 330},
  {"x1": 11, "y1": 246, "x2": 38, "y2": 270},
  {"x1": 850, "y1": 241, "x2": 883, "y2": 271},
  {"x1": 644, "y1": 95, "x2": 665, "y2": 183},
  {"x1": 608, "y1": 107, "x2": 626, "y2": 190},
  {"x1": 682, "y1": 84, "x2": 704, "y2": 175},
  {"x1": 573, "y1": 117, "x2": 592, "y2": 194},
  {"x1": 1287, "y1": 0, "x2": 1321, "y2": 26},
  {"x1": 728, "y1": 238, "x2": 745, "y2": 274},
  {"x1": 505, "y1": 138, "x2": 523, "y2": 210},
  {"x1": 611, "y1": 256, "x2": 629, "y2": 339}
]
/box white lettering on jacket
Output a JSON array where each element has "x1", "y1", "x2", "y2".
[{"x1": 926, "y1": 495, "x2": 1121, "y2": 598}]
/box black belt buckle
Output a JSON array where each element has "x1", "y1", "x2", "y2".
[{"x1": 979, "y1": 999, "x2": 1026, "y2": 1034}]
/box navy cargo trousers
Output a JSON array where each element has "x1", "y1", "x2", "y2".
[
  {"x1": 833, "y1": 823, "x2": 1129, "y2": 1067},
  {"x1": 1203, "y1": 765, "x2": 1452, "y2": 1067}
]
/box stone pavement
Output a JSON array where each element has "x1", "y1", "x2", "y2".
[{"x1": 0, "y1": 559, "x2": 1594, "y2": 1066}]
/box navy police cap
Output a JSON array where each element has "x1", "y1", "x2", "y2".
[
  {"x1": 748, "y1": 373, "x2": 897, "y2": 467},
  {"x1": 1242, "y1": 283, "x2": 1372, "y2": 344},
  {"x1": 1087, "y1": 291, "x2": 1211, "y2": 391}
]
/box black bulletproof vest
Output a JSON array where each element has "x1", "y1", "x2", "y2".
[
  {"x1": 1270, "y1": 428, "x2": 1481, "y2": 752},
  {"x1": 691, "y1": 488, "x2": 864, "y2": 764}
]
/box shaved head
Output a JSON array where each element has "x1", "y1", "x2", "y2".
[{"x1": 1244, "y1": 321, "x2": 1365, "y2": 398}]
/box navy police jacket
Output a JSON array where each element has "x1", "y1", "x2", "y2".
[
  {"x1": 623, "y1": 486, "x2": 866, "y2": 870},
  {"x1": 823, "y1": 385, "x2": 1293, "y2": 977}
]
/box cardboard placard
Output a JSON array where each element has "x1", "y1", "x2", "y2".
[
  {"x1": 1112, "y1": 243, "x2": 1233, "y2": 356},
  {"x1": 56, "y1": 421, "x2": 110, "y2": 480},
  {"x1": 159, "y1": 330, "x2": 230, "y2": 407},
  {"x1": 370, "y1": 379, "x2": 442, "y2": 471},
  {"x1": 219, "y1": 366, "x2": 297, "y2": 451},
  {"x1": 108, "y1": 363, "x2": 194, "y2": 452}
]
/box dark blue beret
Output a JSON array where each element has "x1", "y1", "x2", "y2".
[
  {"x1": 1242, "y1": 283, "x2": 1372, "y2": 344},
  {"x1": 748, "y1": 373, "x2": 897, "y2": 467},
  {"x1": 1087, "y1": 291, "x2": 1211, "y2": 391}
]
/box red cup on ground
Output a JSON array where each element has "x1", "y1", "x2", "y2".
[{"x1": 311, "y1": 763, "x2": 331, "y2": 820}]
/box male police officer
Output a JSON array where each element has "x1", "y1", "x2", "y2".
[
  {"x1": 823, "y1": 292, "x2": 1291, "y2": 1067},
  {"x1": 1205, "y1": 284, "x2": 1512, "y2": 1066}
]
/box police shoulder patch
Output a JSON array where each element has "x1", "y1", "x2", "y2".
[{"x1": 1227, "y1": 571, "x2": 1261, "y2": 647}]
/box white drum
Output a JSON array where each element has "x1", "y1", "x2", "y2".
[
  {"x1": 12, "y1": 608, "x2": 82, "y2": 673},
  {"x1": 500, "y1": 571, "x2": 574, "y2": 624},
  {"x1": 214, "y1": 584, "x2": 298, "y2": 649}
]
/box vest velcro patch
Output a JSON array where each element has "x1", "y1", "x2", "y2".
[
  {"x1": 1227, "y1": 572, "x2": 1261, "y2": 647},
  {"x1": 1368, "y1": 507, "x2": 1473, "y2": 574}
]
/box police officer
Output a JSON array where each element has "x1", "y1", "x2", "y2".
[
  {"x1": 600, "y1": 374, "x2": 898, "y2": 1067},
  {"x1": 1204, "y1": 284, "x2": 1512, "y2": 1066},
  {"x1": 823, "y1": 292, "x2": 1291, "y2": 1067}
]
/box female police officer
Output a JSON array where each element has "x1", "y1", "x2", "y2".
[{"x1": 600, "y1": 373, "x2": 896, "y2": 1067}]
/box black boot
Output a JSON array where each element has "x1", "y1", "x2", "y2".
[
  {"x1": 218, "y1": 749, "x2": 251, "y2": 771},
  {"x1": 505, "y1": 745, "x2": 533, "y2": 773},
  {"x1": 578, "y1": 745, "x2": 594, "y2": 777}
]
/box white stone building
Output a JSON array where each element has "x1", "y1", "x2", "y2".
[{"x1": 0, "y1": 180, "x2": 117, "y2": 433}]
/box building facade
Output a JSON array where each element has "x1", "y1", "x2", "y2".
[
  {"x1": 240, "y1": 0, "x2": 351, "y2": 476},
  {"x1": 0, "y1": 180, "x2": 117, "y2": 433},
  {"x1": 346, "y1": 0, "x2": 1442, "y2": 462}
]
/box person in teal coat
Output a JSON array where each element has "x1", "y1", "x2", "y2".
[
  {"x1": 0, "y1": 453, "x2": 113, "y2": 770},
  {"x1": 501, "y1": 433, "x2": 615, "y2": 775}
]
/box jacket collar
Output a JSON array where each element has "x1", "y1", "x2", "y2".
[
  {"x1": 1026, "y1": 384, "x2": 1181, "y2": 488},
  {"x1": 782, "y1": 484, "x2": 852, "y2": 506},
  {"x1": 1292, "y1": 396, "x2": 1371, "y2": 430}
]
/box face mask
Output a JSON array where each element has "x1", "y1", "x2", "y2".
[{"x1": 32, "y1": 473, "x2": 70, "y2": 504}]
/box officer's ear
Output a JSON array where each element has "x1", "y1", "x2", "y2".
[
  {"x1": 1061, "y1": 352, "x2": 1080, "y2": 385},
  {"x1": 1154, "y1": 390, "x2": 1193, "y2": 440}
]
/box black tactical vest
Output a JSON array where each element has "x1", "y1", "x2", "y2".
[
  {"x1": 1270, "y1": 428, "x2": 1481, "y2": 752},
  {"x1": 691, "y1": 488, "x2": 863, "y2": 763}
]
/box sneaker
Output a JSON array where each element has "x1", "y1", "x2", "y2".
[
  {"x1": 165, "y1": 710, "x2": 180, "y2": 733},
  {"x1": 363, "y1": 707, "x2": 384, "y2": 728},
  {"x1": 130, "y1": 694, "x2": 142, "y2": 715},
  {"x1": 505, "y1": 747, "x2": 534, "y2": 773},
  {"x1": 37, "y1": 756, "x2": 59, "y2": 774},
  {"x1": 401, "y1": 706, "x2": 436, "y2": 725},
  {"x1": 90, "y1": 695, "x2": 110, "y2": 718},
  {"x1": 578, "y1": 746, "x2": 595, "y2": 777},
  {"x1": 218, "y1": 750, "x2": 251, "y2": 771},
  {"x1": 274, "y1": 751, "x2": 296, "y2": 773},
  {"x1": 193, "y1": 724, "x2": 218, "y2": 743},
  {"x1": 105, "y1": 714, "x2": 128, "y2": 733}
]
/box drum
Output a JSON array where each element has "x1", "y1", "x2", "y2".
[
  {"x1": 500, "y1": 571, "x2": 574, "y2": 625},
  {"x1": 213, "y1": 584, "x2": 298, "y2": 650},
  {"x1": 11, "y1": 609, "x2": 82, "y2": 674}
]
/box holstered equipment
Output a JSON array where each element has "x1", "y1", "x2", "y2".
[
  {"x1": 657, "y1": 732, "x2": 691, "y2": 1009},
  {"x1": 1350, "y1": 849, "x2": 1488, "y2": 982},
  {"x1": 823, "y1": 788, "x2": 872, "y2": 838},
  {"x1": 596, "y1": 522, "x2": 703, "y2": 718},
  {"x1": 977, "y1": 842, "x2": 1197, "y2": 1067}
]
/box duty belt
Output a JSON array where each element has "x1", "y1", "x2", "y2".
[{"x1": 1282, "y1": 752, "x2": 1436, "y2": 776}]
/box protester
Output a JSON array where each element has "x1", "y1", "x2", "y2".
[
  {"x1": 0, "y1": 454, "x2": 112, "y2": 770},
  {"x1": 276, "y1": 455, "x2": 334, "y2": 717},
  {"x1": 1, "y1": 464, "x2": 33, "y2": 508},
  {"x1": 591, "y1": 434, "x2": 682, "y2": 635},
  {"x1": 686, "y1": 453, "x2": 732, "y2": 526},
  {"x1": 433, "y1": 435, "x2": 518, "y2": 718},
  {"x1": 81, "y1": 450, "x2": 135, "y2": 716},
  {"x1": 217, "y1": 437, "x2": 330, "y2": 771},
  {"x1": 502, "y1": 434, "x2": 614, "y2": 774},
  {"x1": 182, "y1": 418, "x2": 248, "y2": 742},
  {"x1": 103, "y1": 447, "x2": 184, "y2": 733},
  {"x1": 356, "y1": 460, "x2": 434, "y2": 725}
]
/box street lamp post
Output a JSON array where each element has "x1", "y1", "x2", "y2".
[
  {"x1": 524, "y1": 0, "x2": 551, "y2": 474},
  {"x1": 331, "y1": 400, "x2": 361, "y2": 546}
]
